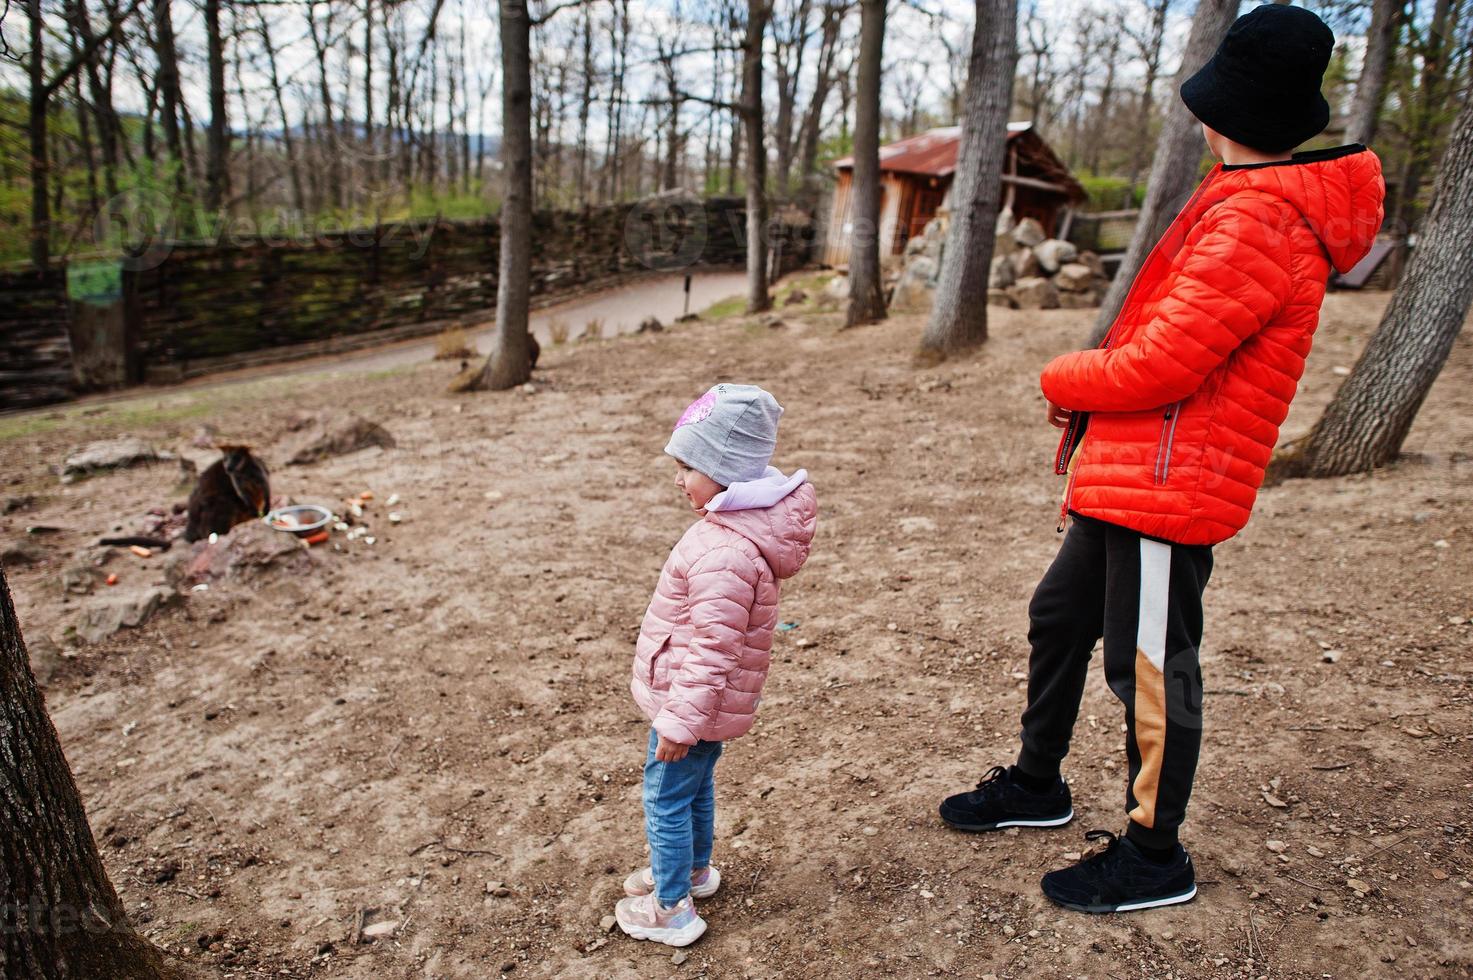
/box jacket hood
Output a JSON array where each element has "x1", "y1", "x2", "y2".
[
  {"x1": 1218, "y1": 143, "x2": 1385, "y2": 274},
  {"x1": 705, "y1": 479, "x2": 816, "y2": 580}
]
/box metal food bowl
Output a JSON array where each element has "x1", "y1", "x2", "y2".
[{"x1": 265, "y1": 504, "x2": 333, "y2": 537}]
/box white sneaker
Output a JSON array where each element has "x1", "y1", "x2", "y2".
[
  {"x1": 623, "y1": 865, "x2": 722, "y2": 899},
  {"x1": 614, "y1": 892, "x2": 707, "y2": 947}
]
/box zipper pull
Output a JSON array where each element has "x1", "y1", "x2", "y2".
[{"x1": 1056, "y1": 501, "x2": 1068, "y2": 533}]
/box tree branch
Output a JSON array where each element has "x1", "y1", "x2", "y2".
[{"x1": 41, "y1": 0, "x2": 144, "y2": 98}]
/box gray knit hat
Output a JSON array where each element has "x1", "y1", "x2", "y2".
[{"x1": 665, "y1": 384, "x2": 783, "y2": 487}]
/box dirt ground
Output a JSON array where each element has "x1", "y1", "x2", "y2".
[{"x1": 2, "y1": 283, "x2": 1471, "y2": 980}]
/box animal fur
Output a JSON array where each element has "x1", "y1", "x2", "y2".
[{"x1": 184, "y1": 445, "x2": 271, "y2": 542}]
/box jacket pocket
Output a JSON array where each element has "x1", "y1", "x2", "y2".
[
  {"x1": 638, "y1": 627, "x2": 673, "y2": 685},
  {"x1": 1153, "y1": 401, "x2": 1183, "y2": 485}
]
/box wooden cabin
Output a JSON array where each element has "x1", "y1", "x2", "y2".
[{"x1": 824, "y1": 122, "x2": 1086, "y2": 267}]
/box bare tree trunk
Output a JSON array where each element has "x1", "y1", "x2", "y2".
[
  {"x1": 1, "y1": 564, "x2": 171, "y2": 978},
  {"x1": 741, "y1": 0, "x2": 772, "y2": 313},
  {"x1": 27, "y1": 0, "x2": 52, "y2": 269},
  {"x1": 1346, "y1": 0, "x2": 1398, "y2": 145},
  {"x1": 575, "y1": 6, "x2": 593, "y2": 204},
  {"x1": 794, "y1": 0, "x2": 842, "y2": 195},
  {"x1": 1268, "y1": 101, "x2": 1471, "y2": 480},
  {"x1": 476, "y1": 0, "x2": 535, "y2": 391},
  {"x1": 258, "y1": 10, "x2": 304, "y2": 212},
  {"x1": 307, "y1": 3, "x2": 343, "y2": 209},
  {"x1": 1091, "y1": 0, "x2": 1239, "y2": 346},
  {"x1": 203, "y1": 0, "x2": 230, "y2": 214},
  {"x1": 364, "y1": 0, "x2": 376, "y2": 188},
  {"x1": 1390, "y1": 0, "x2": 1455, "y2": 244},
  {"x1": 67, "y1": 0, "x2": 122, "y2": 200},
  {"x1": 845, "y1": 0, "x2": 886, "y2": 327},
  {"x1": 918, "y1": 0, "x2": 1018, "y2": 356},
  {"x1": 1125, "y1": 0, "x2": 1173, "y2": 188},
  {"x1": 153, "y1": 0, "x2": 187, "y2": 197}
]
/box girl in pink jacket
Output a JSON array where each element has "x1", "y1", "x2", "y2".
[{"x1": 614, "y1": 384, "x2": 817, "y2": 947}]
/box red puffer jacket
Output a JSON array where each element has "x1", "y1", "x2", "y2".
[{"x1": 1042, "y1": 144, "x2": 1385, "y2": 546}]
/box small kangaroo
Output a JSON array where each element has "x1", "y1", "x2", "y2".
[{"x1": 183, "y1": 445, "x2": 271, "y2": 542}]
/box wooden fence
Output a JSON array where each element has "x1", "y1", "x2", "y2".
[{"x1": 0, "y1": 197, "x2": 814, "y2": 410}]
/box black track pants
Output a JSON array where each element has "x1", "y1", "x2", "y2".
[{"x1": 1015, "y1": 515, "x2": 1213, "y2": 849}]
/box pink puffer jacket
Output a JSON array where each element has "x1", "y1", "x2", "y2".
[{"x1": 631, "y1": 482, "x2": 817, "y2": 745}]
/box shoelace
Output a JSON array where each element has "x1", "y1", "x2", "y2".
[
  {"x1": 973, "y1": 765, "x2": 1009, "y2": 791},
  {"x1": 1084, "y1": 828, "x2": 1119, "y2": 849}
]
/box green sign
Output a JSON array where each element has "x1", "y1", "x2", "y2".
[{"x1": 66, "y1": 260, "x2": 123, "y2": 306}]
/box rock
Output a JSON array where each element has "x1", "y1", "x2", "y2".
[
  {"x1": 988, "y1": 254, "x2": 1015, "y2": 290},
  {"x1": 995, "y1": 207, "x2": 1016, "y2": 237},
  {"x1": 76, "y1": 587, "x2": 178, "y2": 644},
  {"x1": 287, "y1": 416, "x2": 396, "y2": 465},
  {"x1": 2, "y1": 540, "x2": 46, "y2": 565},
  {"x1": 1009, "y1": 247, "x2": 1043, "y2": 280},
  {"x1": 671, "y1": 949, "x2": 689, "y2": 966},
  {"x1": 361, "y1": 921, "x2": 397, "y2": 940},
  {"x1": 1347, "y1": 878, "x2": 1372, "y2": 895},
  {"x1": 1057, "y1": 291, "x2": 1100, "y2": 310},
  {"x1": 636, "y1": 316, "x2": 664, "y2": 334},
  {"x1": 164, "y1": 522, "x2": 313, "y2": 587},
  {"x1": 60, "y1": 547, "x2": 114, "y2": 595},
  {"x1": 1078, "y1": 250, "x2": 1106, "y2": 277},
  {"x1": 1012, "y1": 217, "x2": 1046, "y2": 248},
  {"x1": 903, "y1": 234, "x2": 928, "y2": 257},
  {"x1": 1008, "y1": 276, "x2": 1059, "y2": 310},
  {"x1": 760, "y1": 313, "x2": 786, "y2": 330},
  {"x1": 782, "y1": 289, "x2": 808, "y2": 307},
  {"x1": 3, "y1": 494, "x2": 35, "y2": 514},
  {"x1": 1266, "y1": 839, "x2": 1288, "y2": 853},
  {"x1": 890, "y1": 257, "x2": 937, "y2": 311},
  {"x1": 987, "y1": 289, "x2": 1017, "y2": 309},
  {"x1": 61, "y1": 438, "x2": 175, "y2": 482},
  {"x1": 823, "y1": 274, "x2": 851, "y2": 301},
  {"x1": 27, "y1": 634, "x2": 66, "y2": 684},
  {"x1": 1034, "y1": 238, "x2": 1078, "y2": 273},
  {"x1": 191, "y1": 424, "x2": 220, "y2": 449},
  {"x1": 599, "y1": 914, "x2": 616, "y2": 932},
  {"x1": 1055, "y1": 263, "x2": 1097, "y2": 292}
]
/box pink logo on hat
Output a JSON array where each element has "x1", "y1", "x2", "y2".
[{"x1": 674, "y1": 390, "x2": 717, "y2": 431}]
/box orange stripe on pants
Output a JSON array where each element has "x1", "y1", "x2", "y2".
[{"x1": 1129, "y1": 647, "x2": 1167, "y2": 829}]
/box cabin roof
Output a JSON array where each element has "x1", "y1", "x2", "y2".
[{"x1": 833, "y1": 122, "x2": 1085, "y2": 201}]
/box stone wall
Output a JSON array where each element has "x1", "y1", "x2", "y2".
[{"x1": 0, "y1": 197, "x2": 815, "y2": 410}]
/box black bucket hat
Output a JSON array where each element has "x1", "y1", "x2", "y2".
[{"x1": 1180, "y1": 4, "x2": 1334, "y2": 154}]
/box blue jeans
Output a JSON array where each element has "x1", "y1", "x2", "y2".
[{"x1": 642, "y1": 729, "x2": 723, "y2": 906}]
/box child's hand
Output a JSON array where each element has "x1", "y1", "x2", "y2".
[
  {"x1": 1046, "y1": 400, "x2": 1072, "y2": 428},
  {"x1": 655, "y1": 736, "x2": 690, "y2": 762}
]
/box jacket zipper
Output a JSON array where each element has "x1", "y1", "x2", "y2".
[
  {"x1": 1051, "y1": 168, "x2": 1221, "y2": 531},
  {"x1": 1154, "y1": 401, "x2": 1183, "y2": 485}
]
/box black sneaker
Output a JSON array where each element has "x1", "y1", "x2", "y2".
[
  {"x1": 938, "y1": 766, "x2": 1073, "y2": 832},
  {"x1": 1041, "y1": 829, "x2": 1197, "y2": 913}
]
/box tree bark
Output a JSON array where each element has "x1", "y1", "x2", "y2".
[
  {"x1": 918, "y1": 0, "x2": 1017, "y2": 356},
  {"x1": 27, "y1": 0, "x2": 51, "y2": 269},
  {"x1": 1090, "y1": 0, "x2": 1239, "y2": 346},
  {"x1": 794, "y1": 0, "x2": 842, "y2": 198},
  {"x1": 741, "y1": 0, "x2": 772, "y2": 313},
  {"x1": 844, "y1": 0, "x2": 886, "y2": 327},
  {"x1": 203, "y1": 0, "x2": 230, "y2": 214},
  {"x1": 152, "y1": 0, "x2": 187, "y2": 197},
  {"x1": 257, "y1": 9, "x2": 304, "y2": 212},
  {"x1": 0, "y1": 564, "x2": 170, "y2": 978},
  {"x1": 1345, "y1": 0, "x2": 1398, "y2": 146},
  {"x1": 475, "y1": 0, "x2": 535, "y2": 391},
  {"x1": 1266, "y1": 100, "x2": 1473, "y2": 481}
]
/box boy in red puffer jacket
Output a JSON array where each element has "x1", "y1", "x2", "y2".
[{"x1": 939, "y1": 4, "x2": 1384, "y2": 913}]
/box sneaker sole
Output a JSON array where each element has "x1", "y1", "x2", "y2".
[
  {"x1": 617, "y1": 917, "x2": 708, "y2": 947},
  {"x1": 1045, "y1": 883, "x2": 1198, "y2": 915},
  {"x1": 939, "y1": 807, "x2": 1074, "y2": 833}
]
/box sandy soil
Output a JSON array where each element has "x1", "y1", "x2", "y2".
[{"x1": 2, "y1": 285, "x2": 1471, "y2": 979}]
